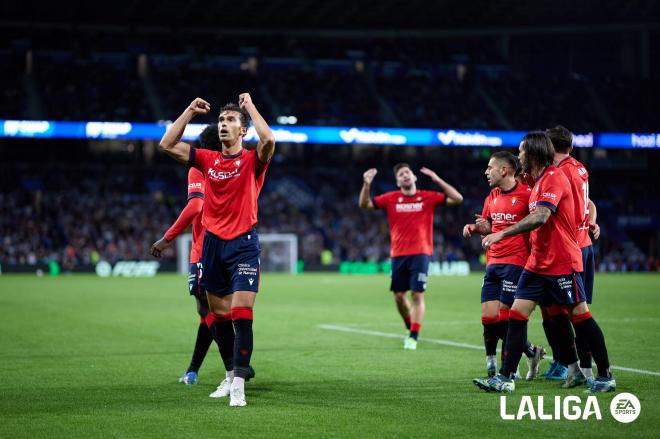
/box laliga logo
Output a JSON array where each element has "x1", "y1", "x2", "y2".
[
  {"x1": 500, "y1": 396, "x2": 602, "y2": 421},
  {"x1": 500, "y1": 393, "x2": 641, "y2": 423}
]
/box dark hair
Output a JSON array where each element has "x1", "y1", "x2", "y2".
[
  {"x1": 198, "y1": 124, "x2": 219, "y2": 150},
  {"x1": 521, "y1": 131, "x2": 555, "y2": 171},
  {"x1": 393, "y1": 162, "x2": 411, "y2": 176},
  {"x1": 491, "y1": 151, "x2": 519, "y2": 175},
  {"x1": 545, "y1": 125, "x2": 573, "y2": 153},
  {"x1": 219, "y1": 103, "x2": 251, "y2": 128}
]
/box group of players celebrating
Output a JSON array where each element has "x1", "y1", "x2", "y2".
[{"x1": 152, "y1": 94, "x2": 614, "y2": 408}]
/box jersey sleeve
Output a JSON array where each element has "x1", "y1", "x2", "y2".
[
  {"x1": 164, "y1": 197, "x2": 203, "y2": 241},
  {"x1": 253, "y1": 149, "x2": 270, "y2": 178},
  {"x1": 536, "y1": 174, "x2": 564, "y2": 212},
  {"x1": 431, "y1": 191, "x2": 447, "y2": 207},
  {"x1": 481, "y1": 194, "x2": 491, "y2": 221},
  {"x1": 373, "y1": 192, "x2": 390, "y2": 209},
  {"x1": 187, "y1": 168, "x2": 205, "y2": 201},
  {"x1": 189, "y1": 147, "x2": 214, "y2": 174}
]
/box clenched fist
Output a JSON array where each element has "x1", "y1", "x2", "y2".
[
  {"x1": 238, "y1": 93, "x2": 253, "y2": 109},
  {"x1": 188, "y1": 98, "x2": 211, "y2": 115}
]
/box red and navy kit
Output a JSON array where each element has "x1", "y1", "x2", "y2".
[
  {"x1": 557, "y1": 156, "x2": 595, "y2": 303},
  {"x1": 189, "y1": 147, "x2": 268, "y2": 295},
  {"x1": 373, "y1": 190, "x2": 446, "y2": 257},
  {"x1": 190, "y1": 148, "x2": 268, "y2": 240},
  {"x1": 480, "y1": 183, "x2": 532, "y2": 305},
  {"x1": 164, "y1": 167, "x2": 206, "y2": 297},
  {"x1": 516, "y1": 166, "x2": 585, "y2": 306},
  {"x1": 374, "y1": 190, "x2": 445, "y2": 293},
  {"x1": 525, "y1": 166, "x2": 583, "y2": 275},
  {"x1": 481, "y1": 183, "x2": 532, "y2": 267},
  {"x1": 557, "y1": 156, "x2": 591, "y2": 248}
]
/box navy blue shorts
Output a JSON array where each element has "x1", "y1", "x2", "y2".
[
  {"x1": 390, "y1": 254, "x2": 430, "y2": 293},
  {"x1": 581, "y1": 245, "x2": 595, "y2": 304},
  {"x1": 481, "y1": 264, "x2": 524, "y2": 306},
  {"x1": 188, "y1": 262, "x2": 204, "y2": 298},
  {"x1": 199, "y1": 229, "x2": 261, "y2": 297},
  {"x1": 515, "y1": 269, "x2": 586, "y2": 306}
]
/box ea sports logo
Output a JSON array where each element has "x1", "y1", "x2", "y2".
[{"x1": 610, "y1": 393, "x2": 641, "y2": 423}]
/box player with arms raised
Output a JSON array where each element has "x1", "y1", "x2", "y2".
[
  {"x1": 463, "y1": 151, "x2": 544, "y2": 379},
  {"x1": 360, "y1": 164, "x2": 463, "y2": 350},
  {"x1": 159, "y1": 94, "x2": 275, "y2": 407}
]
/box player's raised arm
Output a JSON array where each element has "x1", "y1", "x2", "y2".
[
  {"x1": 420, "y1": 167, "x2": 463, "y2": 205},
  {"x1": 239, "y1": 93, "x2": 275, "y2": 163},
  {"x1": 159, "y1": 98, "x2": 210, "y2": 165},
  {"x1": 359, "y1": 168, "x2": 378, "y2": 209}
]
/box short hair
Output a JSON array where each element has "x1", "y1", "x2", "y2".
[
  {"x1": 545, "y1": 125, "x2": 573, "y2": 153},
  {"x1": 521, "y1": 131, "x2": 555, "y2": 171},
  {"x1": 219, "y1": 103, "x2": 251, "y2": 128},
  {"x1": 491, "y1": 151, "x2": 520, "y2": 175},
  {"x1": 198, "y1": 124, "x2": 219, "y2": 150},
  {"x1": 393, "y1": 162, "x2": 411, "y2": 176}
]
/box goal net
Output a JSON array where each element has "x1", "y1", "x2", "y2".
[{"x1": 176, "y1": 233, "x2": 298, "y2": 274}]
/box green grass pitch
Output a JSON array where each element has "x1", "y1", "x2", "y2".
[{"x1": 1, "y1": 272, "x2": 659, "y2": 438}]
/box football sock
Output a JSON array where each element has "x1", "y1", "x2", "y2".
[
  {"x1": 498, "y1": 308, "x2": 509, "y2": 363},
  {"x1": 187, "y1": 317, "x2": 213, "y2": 373},
  {"x1": 575, "y1": 330, "x2": 593, "y2": 369},
  {"x1": 500, "y1": 310, "x2": 528, "y2": 378},
  {"x1": 571, "y1": 312, "x2": 612, "y2": 379},
  {"x1": 410, "y1": 323, "x2": 421, "y2": 340},
  {"x1": 205, "y1": 312, "x2": 235, "y2": 372},
  {"x1": 552, "y1": 313, "x2": 578, "y2": 366},
  {"x1": 482, "y1": 316, "x2": 500, "y2": 356},
  {"x1": 232, "y1": 307, "x2": 254, "y2": 379}
]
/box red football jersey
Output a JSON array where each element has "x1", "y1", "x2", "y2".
[
  {"x1": 557, "y1": 156, "x2": 592, "y2": 248},
  {"x1": 525, "y1": 166, "x2": 583, "y2": 275},
  {"x1": 187, "y1": 167, "x2": 205, "y2": 263},
  {"x1": 481, "y1": 183, "x2": 532, "y2": 267},
  {"x1": 373, "y1": 190, "x2": 446, "y2": 257},
  {"x1": 191, "y1": 148, "x2": 268, "y2": 240}
]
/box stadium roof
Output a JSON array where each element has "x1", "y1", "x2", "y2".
[{"x1": 2, "y1": 0, "x2": 659, "y2": 31}]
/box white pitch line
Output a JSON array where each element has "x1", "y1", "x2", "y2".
[{"x1": 318, "y1": 323, "x2": 660, "y2": 378}]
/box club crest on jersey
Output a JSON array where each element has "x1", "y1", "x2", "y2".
[
  {"x1": 214, "y1": 159, "x2": 220, "y2": 166},
  {"x1": 235, "y1": 160, "x2": 241, "y2": 167},
  {"x1": 511, "y1": 197, "x2": 517, "y2": 205},
  {"x1": 417, "y1": 196, "x2": 422, "y2": 201},
  {"x1": 398, "y1": 197, "x2": 403, "y2": 203}
]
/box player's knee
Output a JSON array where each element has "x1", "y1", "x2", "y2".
[
  {"x1": 411, "y1": 292, "x2": 424, "y2": 303},
  {"x1": 393, "y1": 292, "x2": 406, "y2": 303},
  {"x1": 569, "y1": 302, "x2": 589, "y2": 316}
]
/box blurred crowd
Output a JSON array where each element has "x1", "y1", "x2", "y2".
[{"x1": 1, "y1": 145, "x2": 658, "y2": 272}]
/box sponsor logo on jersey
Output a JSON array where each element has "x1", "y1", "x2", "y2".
[
  {"x1": 396, "y1": 202, "x2": 424, "y2": 212},
  {"x1": 542, "y1": 192, "x2": 557, "y2": 200},
  {"x1": 491, "y1": 212, "x2": 518, "y2": 222},
  {"x1": 188, "y1": 182, "x2": 203, "y2": 190},
  {"x1": 207, "y1": 168, "x2": 241, "y2": 181}
]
